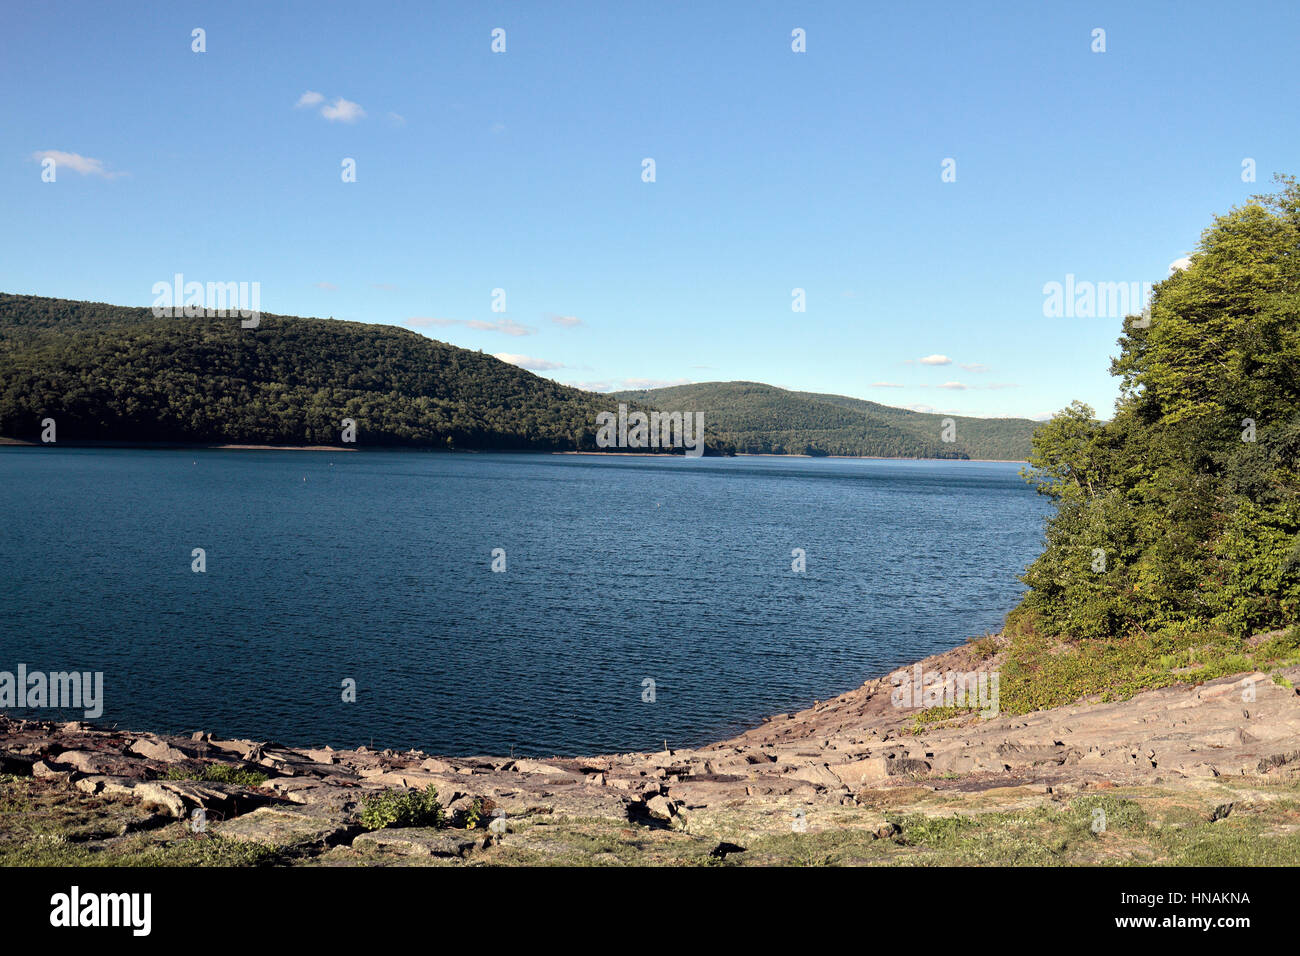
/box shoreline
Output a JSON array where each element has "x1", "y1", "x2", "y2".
[
  {"x1": 5, "y1": 631, "x2": 1296, "y2": 781},
  {"x1": 0, "y1": 439, "x2": 358, "y2": 452},
  {"x1": 4, "y1": 637, "x2": 1298, "y2": 865},
  {"x1": 557, "y1": 450, "x2": 1028, "y2": 463},
  {"x1": 0, "y1": 439, "x2": 1026, "y2": 464}
]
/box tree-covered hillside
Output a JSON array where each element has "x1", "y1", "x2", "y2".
[
  {"x1": 612, "y1": 381, "x2": 1039, "y2": 460},
  {"x1": 0, "y1": 295, "x2": 1040, "y2": 460},
  {"x1": 791, "y1": 390, "x2": 1040, "y2": 460},
  {"x1": 0, "y1": 295, "x2": 726, "y2": 453},
  {"x1": 1015, "y1": 177, "x2": 1300, "y2": 638}
]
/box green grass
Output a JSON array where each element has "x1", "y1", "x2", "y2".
[
  {"x1": 163, "y1": 764, "x2": 268, "y2": 787},
  {"x1": 724, "y1": 787, "x2": 1300, "y2": 867},
  {"x1": 0, "y1": 774, "x2": 278, "y2": 866},
  {"x1": 995, "y1": 617, "x2": 1300, "y2": 716},
  {"x1": 482, "y1": 818, "x2": 719, "y2": 867},
  {"x1": 6, "y1": 769, "x2": 1300, "y2": 867},
  {"x1": 906, "y1": 705, "x2": 977, "y2": 735},
  {"x1": 0, "y1": 833, "x2": 279, "y2": 867}
]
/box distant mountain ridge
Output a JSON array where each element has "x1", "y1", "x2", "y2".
[
  {"x1": 612, "y1": 381, "x2": 1039, "y2": 460},
  {"x1": 0, "y1": 294, "x2": 1036, "y2": 459}
]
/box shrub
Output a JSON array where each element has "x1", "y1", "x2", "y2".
[
  {"x1": 358, "y1": 785, "x2": 444, "y2": 831},
  {"x1": 461, "y1": 796, "x2": 497, "y2": 830}
]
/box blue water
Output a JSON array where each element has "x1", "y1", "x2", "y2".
[{"x1": 0, "y1": 449, "x2": 1048, "y2": 756}]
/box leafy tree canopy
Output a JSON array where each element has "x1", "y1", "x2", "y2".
[{"x1": 1017, "y1": 176, "x2": 1300, "y2": 638}]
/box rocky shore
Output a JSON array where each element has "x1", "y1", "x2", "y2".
[{"x1": 4, "y1": 638, "x2": 1300, "y2": 866}]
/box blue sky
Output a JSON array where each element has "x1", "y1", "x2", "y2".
[{"x1": 3, "y1": 1, "x2": 1296, "y2": 420}]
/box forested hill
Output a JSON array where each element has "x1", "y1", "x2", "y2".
[
  {"x1": 612, "y1": 381, "x2": 1039, "y2": 460},
  {"x1": 0, "y1": 294, "x2": 724, "y2": 452},
  {"x1": 0, "y1": 294, "x2": 1038, "y2": 459}
]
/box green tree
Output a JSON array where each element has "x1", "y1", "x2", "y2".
[{"x1": 1016, "y1": 176, "x2": 1300, "y2": 638}]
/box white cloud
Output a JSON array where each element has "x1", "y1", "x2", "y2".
[
  {"x1": 406, "y1": 317, "x2": 459, "y2": 328},
  {"x1": 937, "y1": 381, "x2": 968, "y2": 390},
  {"x1": 622, "y1": 378, "x2": 690, "y2": 389},
  {"x1": 959, "y1": 363, "x2": 989, "y2": 373},
  {"x1": 872, "y1": 382, "x2": 905, "y2": 388},
  {"x1": 1169, "y1": 255, "x2": 1192, "y2": 273},
  {"x1": 904, "y1": 403, "x2": 970, "y2": 415},
  {"x1": 919, "y1": 354, "x2": 952, "y2": 366},
  {"x1": 387, "y1": 112, "x2": 406, "y2": 126},
  {"x1": 320, "y1": 97, "x2": 366, "y2": 123},
  {"x1": 466, "y1": 318, "x2": 532, "y2": 336},
  {"x1": 406, "y1": 317, "x2": 534, "y2": 336},
  {"x1": 548, "y1": 314, "x2": 583, "y2": 328},
  {"x1": 494, "y1": 353, "x2": 564, "y2": 371},
  {"x1": 30, "y1": 150, "x2": 120, "y2": 178},
  {"x1": 564, "y1": 377, "x2": 692, "y2": 392},
  {"x1": 296, "y1": 91, "x2": 365, "y2": 122},
  {"x1": 314, "y1": 281, "x2": 338, "y2": 291}
]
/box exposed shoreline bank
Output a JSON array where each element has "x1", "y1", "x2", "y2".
[{"x1": 4, "y1": 637, "x2": 1298, "y2": 866}]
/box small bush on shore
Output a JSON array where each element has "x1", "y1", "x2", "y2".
[
  {"x1": 461, "y1": 796, "x2": 497, "y2": 830},
  {"x1": 965, "y1": 633, "x2": 1000, "y2": 661},
  {"x1": 358, "y1": 785, "x2": 444, "y2": 831}
]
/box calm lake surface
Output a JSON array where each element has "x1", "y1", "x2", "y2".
[{"x1": 0, "y1": 449, "x2": 1048, "y2": 756}]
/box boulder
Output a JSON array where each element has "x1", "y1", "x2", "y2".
[
  {"x1": 508, "y1": 759, "x2": 569, "y2": 776},
  {"x1": 644, "y1": 794, "x2": 674, "y2": 822},
  {"x1": 127, "y1": 738, "x2": 191, "y2": 763},
  {"x1": 31, "y1": 760, "x2": 70, "y2": 781},
  {"x1": 74, "y1": 774, "x2": 137, "y2": 798},
  {"x1": 829, "y1": 758, "x2": 890, "y2": 787},
  {"x1": 52, "y1": 750, "x2": 137, "y2": 776},
  {"x1": 358, "y1": 769, "x2": 450, "y2": 790},
  {"x1": 786, "y1": 763, "x2": 845, "y2": 790},
  {"x1": 131, "y1": 782, "x2": 188, "y2": 817},
  {"x1": 352, "y1": 828, "x2": 476, "y2": 858},
  {"x1": 216, "y1": 807, "x2": 355, "y2": 848},
  {"x1": 301, "y1": 747, "x2": 337, "y2": 765}
]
